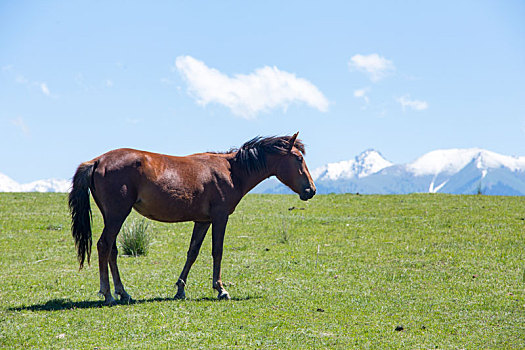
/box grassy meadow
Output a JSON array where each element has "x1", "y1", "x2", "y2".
[{"x1": 0, "y1": 192, "x2": 524, "y2": 348}]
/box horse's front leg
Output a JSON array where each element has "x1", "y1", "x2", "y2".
[
  {"x1": 211, "y1": 214, "x2": 230, "y2": 300},
  {"x1": 175, "y1": 221, "x2": 211, "y2": 299}
]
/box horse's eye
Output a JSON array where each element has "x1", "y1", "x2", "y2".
[{"x1": 296, "y1": 155, "x2": 303, "y2": 162}]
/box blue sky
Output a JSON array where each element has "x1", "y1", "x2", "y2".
[{"x1": 1, "y1": 1, "x2": 524, "y2": 183}]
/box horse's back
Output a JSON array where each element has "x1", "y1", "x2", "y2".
[{"x1": 91, "y1": 148, "x2": 236, "y2": 222}]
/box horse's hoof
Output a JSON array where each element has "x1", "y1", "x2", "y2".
[
  {"x1": 174, "y1": 294, "x2": 186, "y2": 300},
  {"x1": 118, "y1": 293, "x2": 133, "y2": 304},
  {"x1": 174, "y1": 291, "x2": 186, "y2": 300},
  {"x1": 104, "y1": 296, "x2": 117, "y2": 306},
  {"x1": 99, "y1": 291, "x2": 117, "y2": 306},
  {"x1": 218, "y1": 290, "x2": 230, "y2": 300}
]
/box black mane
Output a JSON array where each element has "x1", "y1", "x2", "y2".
[{"x1": 232, "y1": 135, "x2": 305, "y2": 175}]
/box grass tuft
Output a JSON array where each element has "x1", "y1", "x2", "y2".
[
  {"x1": 119, "y1": 218, "x2": 151, "y2": 256},
  {"x1": 279, "y1": 217, "x2": 290, "y2": 243}
]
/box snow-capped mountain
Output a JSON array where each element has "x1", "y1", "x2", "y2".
[
  {"x1": 254, "y1": 148, "x2": 525, "y2": 196},
  {"x1": 311, "y1": 149, "x2": 393, "y2": 181},
  {"x1": 403, "y1": 148, "x2": 525, "y2": 194},
  {"x1": 0, "y1": 172, "x2": 70, "y2": 192},
  {"x1": 406, "y1": 148, "x2": 525, "y2": 177}
]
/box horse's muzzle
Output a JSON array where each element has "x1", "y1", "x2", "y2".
[{"x1": 300, "y1": 186, "x2": 316, "y2": 201}]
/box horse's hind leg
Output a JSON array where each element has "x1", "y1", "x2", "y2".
[
  {"x1": 109, "y1": 241, "x2": 132, "y2": 303},
  {"x1": 97, "y1": 217, "x2": 128, "y2": 305}
]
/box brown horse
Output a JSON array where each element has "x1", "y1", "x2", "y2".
[{"x1": 69, "y1": 133, "x2": 315, "y2": 305}]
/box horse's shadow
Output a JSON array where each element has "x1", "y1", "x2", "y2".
[{"x1": 9, "y1": 295, "x2": 259, "y2": 312}]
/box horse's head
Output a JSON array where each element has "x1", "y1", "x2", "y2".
[{"x1": 273, "y1": 132, "x2": 316, "y2": 201}]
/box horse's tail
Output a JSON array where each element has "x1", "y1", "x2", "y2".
[{"x1": 68, "y1": 160, "x2": 97, "y2": 269}]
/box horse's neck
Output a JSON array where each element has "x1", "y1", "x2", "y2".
[
  {"x1": 241, "y1": 169, "x2": 273, "y2": 196},
  {"x1": 231, "y1": 163, "x2": 274, "y2": 197}
]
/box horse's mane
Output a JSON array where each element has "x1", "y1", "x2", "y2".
[{"x1": 231, "y1": 136, "x2": 305, "y2": 175}]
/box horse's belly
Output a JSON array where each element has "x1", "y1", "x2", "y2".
[{"x1": 132, "y1": 195, "x2": 210, "y2": 223}]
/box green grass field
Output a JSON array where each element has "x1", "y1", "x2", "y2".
[{"x1": 0, "y1": 193, "x2": 523, "y2": 349}]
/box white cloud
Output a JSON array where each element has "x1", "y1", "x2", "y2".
[
  {"x1": 353, "y1": 87, "x2": 370, "y2": 104},
  {"x1": 14, "y1": 74, "x2": 54, "y2": 97},
  {"x1": 397, "y1": 95, "x2": 428, "y2": 111},
  {"x1": 105, "y1": 79, "x2": 113, "y2": 87},
  {"x1": 11, "y1": 117, "x2": 30, "y2": 136},
  {"x1": 15, "y1": 75, "x2": 28, "y2": 84},
  {"x1": 40, "y1": 83, "x2": 51, "y2": 96},
  {"x1": 348, "y1": 54, "x2": 395, "y2": 82},
  {"x1": 175, "y1": 55, "x2": 329, "y2": 118}
]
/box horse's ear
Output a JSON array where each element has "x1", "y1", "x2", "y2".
[{"x1": 288, "y1": 132, "x2": 299, "y2": 151}]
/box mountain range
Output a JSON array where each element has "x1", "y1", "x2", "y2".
[
  {"x1": 253, "y1": 148, "x2": 525, "y2": 196},
  {"x1": 2, "y1": 148, "x2": 525, "y2": 195}
]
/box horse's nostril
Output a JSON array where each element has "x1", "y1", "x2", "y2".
[{"x1": 303, "y1": 187, "x2": 315, "y2": 198}]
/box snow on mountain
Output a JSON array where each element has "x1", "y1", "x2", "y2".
[
  {"x1": 407, "y1": 148, "x2": 525, "y2": 176},
  {"x1": 312, "y1": 149, "x2": 393, "y2": 181},
  {"x1": 19, "y1": 179, "x2": 71, "y2": 192},
  {"x1": 0, "y1": 173, "x2": 21, "y2": 192},
  {"x1": 0, "y1": 172, "x2": 70, "y2": 192},
  {"x1": 254, "y1": 148, "x2": 525, "y2": 196},
  {"x1": 402, "y1": 149, "x2": 525, "y2": 194}
]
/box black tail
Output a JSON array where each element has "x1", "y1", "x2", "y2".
[{"x1": 69, "y1": 161, "x2": 96, "y2": 269}]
